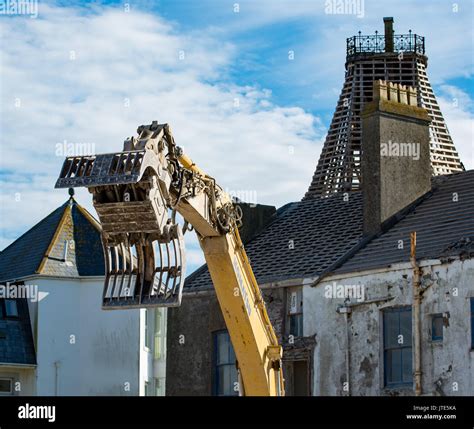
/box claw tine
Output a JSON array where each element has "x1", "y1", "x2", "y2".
[
  {"x1": 136, "y1": 243, "x2": 145, "y2": 303},
  {"x1": 170, "y1": 238, "x2": 179, "y2": 295},
  {"x1": 164, "y1": 240, "x2": 172, "y2": 293},
  {"x1": 154, "y1": 241, "x2": 164, "y2": 297},
  {"x1": 128, "y1": 242, "x2": 134, "y2": 297},
  {"x1": 110, "y1": 246, "x2": 120, "y2": 298},
  {"x1": 117, "y1": 242, "x2": 127, "y2": 298},
  {"x1": 103, "y1": 245, "x2": 113, "y2": 300}
]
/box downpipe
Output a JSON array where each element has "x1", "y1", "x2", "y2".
[{"x1": 411, "y1": 232, "x2": 422, "y2": 396}]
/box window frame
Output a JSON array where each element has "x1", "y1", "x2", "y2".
[
  {"x1": 212, "y1": 330, "x2": 238, "y2": 397},
  {"x1": 143, "y1": 309, "x2": 150, "y2": 350},
  {"x1": 431, "y1": 313, "x2": 444, "y2": 342},
  {"x1": 153, "y1": 309, "x2": 164, "y2": 360},
  {"x1": 1, "y1": 299, "x2": 19, "y2": 319},
  {"x1": 287, "y1": 288, "x2": 303, "y2": 338},
  {"x1": 383, "y1": 306, "x2": 413, "y2": 388},
  {"x1": 0, "y1": 378, "x2": 13, "y2": 395}
]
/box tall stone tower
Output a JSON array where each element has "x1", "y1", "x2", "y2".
[{"x1": 305, "y1": 17, "x2": 464, "y2": 198}]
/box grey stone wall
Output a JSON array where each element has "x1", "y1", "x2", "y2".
[
  {"x1": 166, "y1": 293, "x2": 224, "y2": 396},
  {"x1": 166, "y1": 286, "x2": 312, "y2": 395}
]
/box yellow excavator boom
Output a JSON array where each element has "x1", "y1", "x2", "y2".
[{"x1": 55, "y1": 121, "x2": 284, "y2": 396}]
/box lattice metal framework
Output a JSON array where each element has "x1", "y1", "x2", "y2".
[{"x1": 305, "y1": 21, "x2": 464, "y2": 199}]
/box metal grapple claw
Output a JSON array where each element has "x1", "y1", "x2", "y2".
[
  {"x1": 55, "y1": 122, "x2": 188, "y2": 309},
  {"x1": 101, "y1": 223, "x2": 186, "y2": 309}
]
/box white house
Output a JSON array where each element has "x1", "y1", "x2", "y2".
[{"x1": 0, "y1": 192, "x2": 166, "y2": 396}]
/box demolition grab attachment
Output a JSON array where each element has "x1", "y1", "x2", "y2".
[{"x1": 55, "y1": 121, "x2": 240, "y2": 309}]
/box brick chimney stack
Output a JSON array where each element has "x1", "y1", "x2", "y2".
[
  {"x1": 361, "y1": 80, "x2": 431, "y2": 235},
  {"x1": 384, "y1": 17, "x2": 394, "y2": 52}
]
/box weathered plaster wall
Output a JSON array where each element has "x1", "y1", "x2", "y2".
[{"x1": 304, "y1": 258, "x2": 474, "y2": 396}]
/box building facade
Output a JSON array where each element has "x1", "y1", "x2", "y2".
[
  {"x1": 165, "y1": 77, "x2": 473, "y2": 396},
  {"x1": 307, "y1": 256, "x2": 474, "y2": 396}
]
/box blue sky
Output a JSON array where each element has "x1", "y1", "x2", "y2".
[{"x1": 0, "y1": 0, "x2": 472, "y2": 273}]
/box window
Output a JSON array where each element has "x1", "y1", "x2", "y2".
[
  {"x1": 4, "y1": 300, "x2": 18, "y2": 318},
  {"x1": 154, "y1": 309, "x2": 165, "y2": 360},
  {"x1": 154, "y1": 378, "x2": 165, "y2": 396},
  {"x1": 0, "y1": 378, "x2": 12, "y2": 394},
  {"x1": 431, "y1": 314, "x2": 443, "y2": 342},
  {"x1": 287, "y1": 288, "x2": 303, "y2": 337},
  {"x1": 213, "y1": 331, "x2": 238, "y2": 396},
  {"x1": 144, "y1": 309, "x2": 150, "y2": 349},
  {"x1": 383, "y1": 307, "x2": 412, "y2": 387},
  {"x1": 471, "y1": 298, "x2": 474, "y2": 349}
]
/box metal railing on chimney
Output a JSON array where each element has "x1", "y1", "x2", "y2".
[{"x1": 346, "y1": 30, "x2": 425, "y2": 57}]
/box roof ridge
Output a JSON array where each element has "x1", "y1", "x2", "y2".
[
  {"x1": 36, "y1": 204, "x2": 72, "y2": 275},
  {"x1": 72, "y1": 199, "x2": 102, "y2": 232}
]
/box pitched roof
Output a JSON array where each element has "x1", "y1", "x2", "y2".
[
  {"x1": 184, "y1": 193, "x2": 364, "y2": 291},
  {"x1": 0, "y1": 298, "x2": 36, "y2": 366},
  {"x1": 334, "y1": 170, "x2": 474, "y2": 275},
  {"x1": 0, "y1": 203, "x2": 67, "y2": 282},
  {"x1": 0, "y1": 198, "x2": 104, "y2": 282},
  {"x1": 185, "y1": 170, "x2": 474, "y2": 291}
]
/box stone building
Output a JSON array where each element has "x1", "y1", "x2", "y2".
[{"x1": 305, "y1": 82, "x2": 473, "y2": 395}]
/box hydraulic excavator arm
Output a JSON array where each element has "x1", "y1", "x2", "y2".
[{"x1": 55, "y1": 121, "x2": 284, "y2": 396}]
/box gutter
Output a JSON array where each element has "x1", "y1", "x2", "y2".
[
  {"x1": 0, "y1": 274, "x2": 106, "y2": 284},
  {"x1": 0, "y1": 363, "x2": 37, "y2": 368},
  {"x1": 336, "y1": 306, "x2": 352, "y2": 396},
  {"x1": 183, "y1": 276, "x2": 319, "y2": 297}
]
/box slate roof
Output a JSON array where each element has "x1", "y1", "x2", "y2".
[
  {"x1": 0, "y1": 198, "x2": 104, "y2": 282},
  {"x1": 0, "y1": 299, "x2": 36, "y2": 365},
  {"x1": 184, "y1": 192, "x2": 364, "y2": 291},
  {"x1": 185, "y1": 170, "x2": 474, "y2": 291},
  {"x1": 0, "y1": 203, "x2": 67, "y2": 282},
  {"x1": 334, "y1": 170, "x2": 474, "y2": 274}
]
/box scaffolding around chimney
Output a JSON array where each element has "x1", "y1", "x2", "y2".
[{"x1": 305, "y1": 17, "x2": 464, "y2": 199}]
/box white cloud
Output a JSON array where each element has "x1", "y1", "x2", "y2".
[
  {"x1": 224, "y1": 0, "x2": 473, "y2": 107},
  {"x1": 0, "y1": 4, "x2": 323, "y2": 252},
  {"x1": 1, "y1": 1, "x2": 471, "y2": 264},
  {"x1": 438, "y1": 86, "x2": 474, "y2": 169}
]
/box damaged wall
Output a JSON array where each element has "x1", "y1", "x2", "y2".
[
  {"x1": 304, "y1": 258, "x2": 474, "y2": 396},
  {"x1": 166, "y1": 285, "x2": 315, "y2": 395}
]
